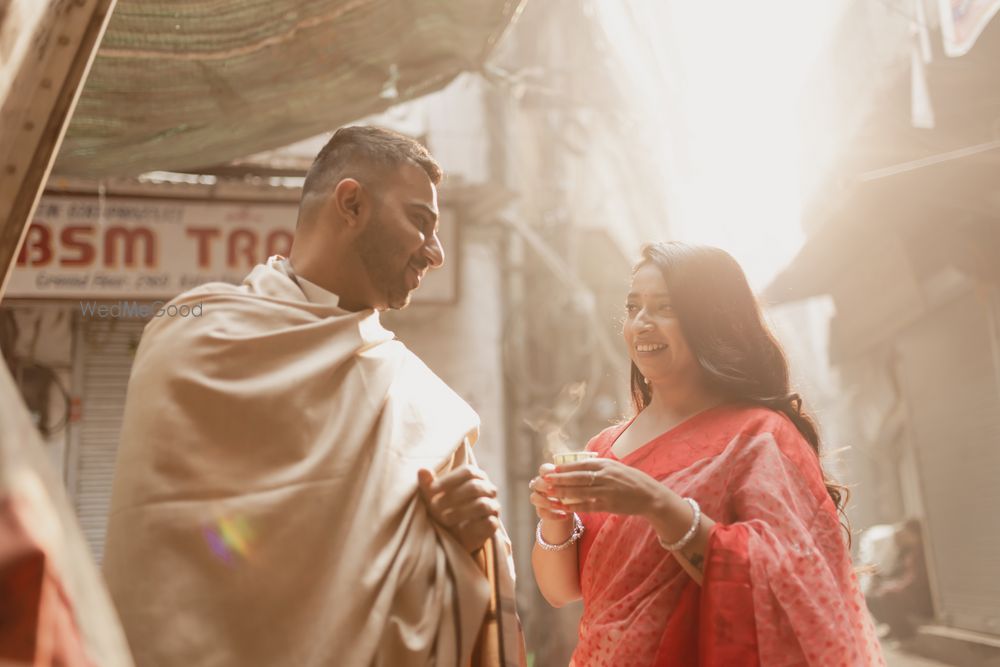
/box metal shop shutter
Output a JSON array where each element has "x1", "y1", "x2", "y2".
[
  {"x1": 73, "y1": 317, "x2": 148, "y2": 564},
  {"x1": 896, "y1": 289, "x2": 1000, "y2": 635}
]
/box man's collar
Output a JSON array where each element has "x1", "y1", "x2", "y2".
[
  {"x1": 271, "y1": 256, "x2": 341, "y2": 309},
  {"x1": 296, "y1": 274, "x2": 341, "y2": 309}
]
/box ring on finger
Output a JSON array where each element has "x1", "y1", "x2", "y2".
[{"x1": 587, "y1": 471, "x2": 596, "y2": 486}]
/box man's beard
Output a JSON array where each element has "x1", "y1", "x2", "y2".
[{"x1": 356, "y1": 215, "x2": 413, "y2": 310}]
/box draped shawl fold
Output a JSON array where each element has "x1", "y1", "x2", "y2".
[
  {"x1": 573, "y1": 405, "x2": 884, "y2": 666},
  {"x1": 103, "y1": 259, "x2": 523, "y2": 667}
]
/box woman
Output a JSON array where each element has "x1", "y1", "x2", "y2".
[{"x1": 529, "y1": 242, "x2": 884, "y2": 666}]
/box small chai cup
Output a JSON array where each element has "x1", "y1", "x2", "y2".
[{"x1": 552, "y1": 450, "x2": 598, "y2": 503}]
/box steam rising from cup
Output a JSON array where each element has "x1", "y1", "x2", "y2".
[{"x1": 523, "y1": 381, "x2": 588, "y2": 458}]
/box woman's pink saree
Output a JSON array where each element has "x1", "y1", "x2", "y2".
[{"x1": 572, "y1": 405, "x2": 884, "y2": 666}]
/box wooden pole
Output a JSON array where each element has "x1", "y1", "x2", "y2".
[{"x1": 0, "y1": 0, "x2": 118, "y2": 300}]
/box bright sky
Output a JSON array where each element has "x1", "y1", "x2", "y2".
[{"x1": 595, "y1": 1, "x2": 843, "y2": 291}]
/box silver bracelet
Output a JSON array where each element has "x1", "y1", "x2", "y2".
[
  {"x1": 658, "y1": 497, "x2": 701, "y2": 551},
  {"x1": 535, "y1": 513, "x2": 584, "y2": 551}
]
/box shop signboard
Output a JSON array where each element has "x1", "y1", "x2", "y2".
[{"x1": 7, "y1": 195, "x2": 456, "y2": 304}]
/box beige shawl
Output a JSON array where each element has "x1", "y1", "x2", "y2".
[{"x1": 103, "y1": 259, "x2": 523, "y2": 667}]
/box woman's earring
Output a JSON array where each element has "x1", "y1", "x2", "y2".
[{"x1": 643, "y1": 376, "x2": 651, "y2": 386}]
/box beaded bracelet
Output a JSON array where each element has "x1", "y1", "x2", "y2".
[
  {"x1": 658, "y1": 497, "x2": 701, "y2": 552},
  {"x1": 535, "y1": 513, "x2": 584, "y2": 551}
]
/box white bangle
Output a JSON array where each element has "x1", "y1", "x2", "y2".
[
  {"x1": 658, "y1": 497, "x2": 701, "y2": 551},
  {"x1": 536, "y1": 513, "x2": 584, "y2": 551}
]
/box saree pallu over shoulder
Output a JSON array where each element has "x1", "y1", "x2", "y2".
[
  {"x1": 103, "y1": 259, "x2": 523, "y2": 667},
  {"x1": 574, "y1": 406, "x2": 884, "y2": 667}
]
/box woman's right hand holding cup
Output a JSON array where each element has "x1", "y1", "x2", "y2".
[{"x1": 529, "y1": 463, "x2": 573, "y2": 523}]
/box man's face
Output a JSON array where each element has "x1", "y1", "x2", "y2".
[{"x1": 355, "y1": 163, "x2": 443, "y2": 310}]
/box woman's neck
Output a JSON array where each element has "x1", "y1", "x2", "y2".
[
  {"x1": 644, "y1": 381, "x2": 724, "y2": 424},
  {"x1": 614, "y1": 383, "x2": 725, "y2": 459}
]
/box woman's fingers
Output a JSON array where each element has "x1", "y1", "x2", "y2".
[
  {"x1": 529, "y1": 475, "x2": 557, "y2": 495},
  {"x1": 529, "y1": 490, "x2": 568, "y2": 510},
  {"x1": 530, "y1": 464, "x2": 579, "y2": 519},
  {"x1": 538, "y1": 462, "x2": 557, "y2": 476},
  {"x1": 545, "y1": 471, "x2": 601, "y2": 488},
  {"x1": 530, "y1": 491, "x2": 571, "y2": 518}
]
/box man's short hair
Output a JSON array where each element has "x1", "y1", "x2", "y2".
[{"x1": 302, "y1": 126, "x2": 442, "y2": 200}]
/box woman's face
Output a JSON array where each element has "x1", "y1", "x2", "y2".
[{"x1": 623, "y1": 264, "x2": 703, "y2": 391}]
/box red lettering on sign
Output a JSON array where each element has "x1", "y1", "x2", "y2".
[
  {"x1": 265, "y1": 230, "x2": 293, "y2": 258},
  {"x1": 60, "y1": 225, "x2": 96, "y2": 267},
  {"x1": 227, "y1": 228, "x2": 257, "y2": 268},
  {"x1": 104, "y1": 227, "x2": 156, "y2": 268},
  {"x1": 186, "y1": 227, "x2": 221, "y2": 268},
  {"x1": 16, "y1": 223, "x2": 53, "y2": 267}
]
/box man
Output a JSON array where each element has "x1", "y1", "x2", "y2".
[{"x1": 102, "y1": 127, "x2": 524, "y2": 666}]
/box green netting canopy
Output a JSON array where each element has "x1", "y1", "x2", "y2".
[{"x1": 54, "y1": 0, "x2": 523, "y2": 177}]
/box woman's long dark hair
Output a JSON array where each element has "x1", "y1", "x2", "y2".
[{"x1": 629, "y1": 242, "x2": 848, "y2": 519}]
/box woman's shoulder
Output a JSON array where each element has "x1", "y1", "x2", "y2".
[
  {"x1": 716, "y1": 403, "x2": 790, "y2": 429},
  {"x1": 584, "y1": 421, "x2": 630, "y2": 454},
  {"x1": 719, "y1": 404, "x2": 825, "y2": 481},
  {"x1": 712, "y1": 403, "x2": 802, "y2": 440}
]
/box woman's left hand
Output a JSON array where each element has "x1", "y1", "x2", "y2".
[{"x1": 544, "y1": 458, "x2": 668, "y2": 516}]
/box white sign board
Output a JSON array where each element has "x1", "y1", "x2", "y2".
[{"x1": 7, "y1": 195, "x2": 457, "y2": 303}]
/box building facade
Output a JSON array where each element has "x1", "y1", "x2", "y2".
[{"x1": 766, "y1": 1, "x2": 1000, "y2": 652}]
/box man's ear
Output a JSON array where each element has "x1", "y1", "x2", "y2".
[{"x1": 332, "y1": 178, "x2": 369, "y2": 229}]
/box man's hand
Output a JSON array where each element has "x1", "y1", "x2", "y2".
[{"x1": 418, "y1": 466, "x2": 501, "y2": 554}]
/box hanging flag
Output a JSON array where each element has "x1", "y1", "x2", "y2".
[{"x1": 938, "y1": 0, "x2": 1000, "y2": 56}]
